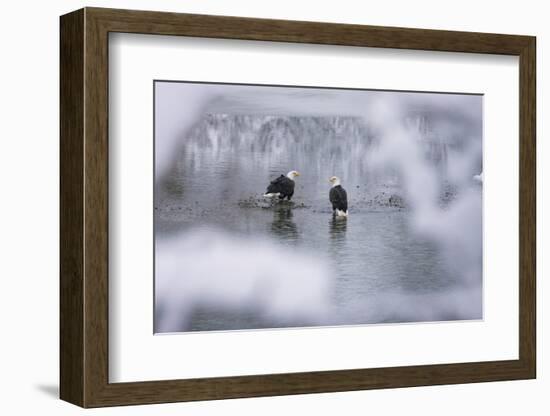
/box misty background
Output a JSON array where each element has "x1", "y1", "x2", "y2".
[{"x1": 154, "y1": 82, "x2": 483, "y2": 333}]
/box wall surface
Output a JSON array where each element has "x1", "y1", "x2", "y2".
[{"x1": 0, "y1": 0, "x2": 545, "y2": 414}]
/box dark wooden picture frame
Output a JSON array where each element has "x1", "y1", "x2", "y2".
[{"x1": 60, "y1": 7, "x2": 536, "y2": 408}]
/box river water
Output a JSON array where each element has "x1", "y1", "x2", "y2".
[{"x1": 154, "y1": 101, "x2": 483, "y2": 333}]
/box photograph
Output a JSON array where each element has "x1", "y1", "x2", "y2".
[{"x1": 153, "y1": 81, "x2": 483, "y2": 334}]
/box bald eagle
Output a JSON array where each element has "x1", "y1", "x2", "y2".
[
  {"x1": 264, "y1": 171, "x2": 300, "y2": 200},
  {"x1": 473, "y1": 172, "x2": 483, "y2": 183},
  {"x1": 329, "y1": 176, "x2": 348, "y2": 217}
]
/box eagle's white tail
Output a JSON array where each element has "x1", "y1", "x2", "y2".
[
  {"x1": 263, "y1": 192, "x2": 280, "y2": 198},
  {"x1": 335, "y1": 209, "x2": 348, "y2": 217}
]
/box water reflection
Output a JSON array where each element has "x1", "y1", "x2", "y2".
[
  {"x1": 329, "y1": 216, "x2": 348, "y2": 243},
  {"x1": 270, "y1": 203, "x2": 298, "y2": 242}
]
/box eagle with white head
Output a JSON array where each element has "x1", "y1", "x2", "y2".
[
  {"x1": 264, "y1": 170, "x2": 300, "y2": 200},
  {"x1": 329, "y1": 176, "x2": 348, "y2": 217}
]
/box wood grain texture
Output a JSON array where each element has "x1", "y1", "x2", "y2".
[
  {"x1": 83, "y1": 10, "x2": 110, "y2": 406},
  {"x1": 518, "y1": 38, "x2": 536, "y2": 376},
  {"x1": 59, "y1": 7, "x2": 537, "y2": 408},
  {"x1": 88, "y1": 7, "x2": 532, "y2": 54},
  {"x1": 59, "y1": 8, "x2": 84, "y2": 407}
]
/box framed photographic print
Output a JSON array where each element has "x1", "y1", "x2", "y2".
[{"x1": 60, "y1": 7, "x2": 536, "y2": 408}]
